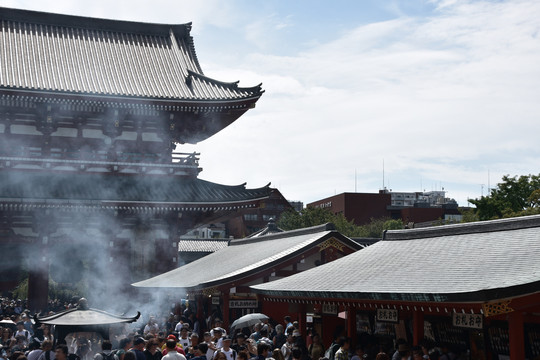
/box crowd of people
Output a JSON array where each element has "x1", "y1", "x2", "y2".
[{"x1": 0, "y1": 298, "x2": 464, "y2": 360}]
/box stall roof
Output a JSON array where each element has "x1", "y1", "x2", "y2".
[
  {"x1": 132, "y1": 223, "x2": 363, "y2": 290},
  {"x1": 35, "y1": 306, "x2": 140, "y2": 326},
  {"x1": 251, "y1": 215, "x2": 540, "y2": 303}
]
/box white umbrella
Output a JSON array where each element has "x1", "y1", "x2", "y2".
[{"x1": 230, "y1": 313, "x2": 269, "y2": 330}]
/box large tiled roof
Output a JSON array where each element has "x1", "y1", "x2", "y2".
[
  {"x1": 251, "y1": 215, "x2": 540, "y2": 303},
  {"x1": 0, "y1": 7, "x2": 263, "y2": 103},
  {"x1": 0, "y1": 169, "x2": 270, "y2": 210},
  {"x1": 132, "y1": 223, "x2": 363, "y2": 290}
]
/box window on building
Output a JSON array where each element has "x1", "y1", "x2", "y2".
[{"x1": 244, "y1": 214, "x2": 257, "y2": 221}]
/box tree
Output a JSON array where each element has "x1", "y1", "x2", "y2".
[
  {"x1": 277, "y1": 207, "x2": 403, "y2": 238},
  {"x1": 468, "y1": 174, "x2": 540, "y2": 220}
]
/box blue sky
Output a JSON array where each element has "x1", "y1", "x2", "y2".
[{"x1": 3, "y1": 0, "x2": 540, "y2": 206}]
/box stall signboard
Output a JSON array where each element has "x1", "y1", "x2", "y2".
[
  {"x1": 212, "y1": 297, "x2": 220, "y2": 305},
  {"x1": 376, "y1": 309, "x2": 399, "y2": 323},
  {"x1": 452, "y1": 313, "x2": 483, "y2": 329},
  {"x1": 322, "y1": 303, "x2": 338, "y2": 315},
  {"x1": 229, "y1": 300, "x2": 258, "y2": 308}
]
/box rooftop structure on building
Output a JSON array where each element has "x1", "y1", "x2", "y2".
[{"x1": 0, "y1": 7, "x2": 266, "y2": 311}]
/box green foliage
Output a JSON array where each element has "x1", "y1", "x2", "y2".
[
  {"x1": 468, "y1": 174, "x2": 540, "y2": 220},
  {"x1": 277, "y1": 207, "x2": 403, "y2": 238},
  {"x1": 460, "y1": 208, "x2": 479, "y2": 223}
]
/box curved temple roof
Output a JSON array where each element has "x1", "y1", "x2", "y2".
[
  {"x1": 0, "y1": 7, "x2": 263, "y2": 103},
  {"x1": 251, "y1": 215, "x2": 540, "y2": 303},
  {"x1": 0, "y1": 169, "x2": 271, "y2": 210}
]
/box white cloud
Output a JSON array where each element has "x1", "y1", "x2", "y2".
[{"x1": 192, "y1": 0, "x2": 540, "y2": 205}]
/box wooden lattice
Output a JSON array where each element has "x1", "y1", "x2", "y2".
[{"x1": 482, "y1": 300, "x2": 513, "y2": 317}]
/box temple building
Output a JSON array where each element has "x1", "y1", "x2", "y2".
[
  {"x1": 252, "y1": 215, "x2": 540, "y2": 359},
  {"x1": 0, "y1": 7, "x2": 267, "y2": 311}
]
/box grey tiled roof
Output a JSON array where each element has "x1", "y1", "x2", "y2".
[
  {"x1": 0, "y1": 169, "x2": 270, "y2": 209},
  {"x1": 178, "y1": 239, "x2": 230, "y2": 253},
  {"x1": 133, "y1": 223, "x2": 363, "y2": 289},
  {"x1": 0, "y1": 7, "x2": 263, "y2": 102},
  {"x1": 251, "y1": 215, "x2": 540, "y2": 303}
]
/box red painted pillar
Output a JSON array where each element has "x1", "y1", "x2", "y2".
[
  {"x1": 412, "y1": 310, "x2": 424, "y2": 346},
  {"x1": 508, "y1": 311, "x2": 525, "y2": 359},
  {"x1": 347, "y1": 306, "x2": 357, "y2": 345},
  {"x1": 223, "y1": 292, "x2": 230, "y2": 329},
  {"x1": 297, "y1": 304, "x2": 307, "y2": 337}
]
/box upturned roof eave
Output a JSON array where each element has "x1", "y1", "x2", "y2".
[{"x1": 0, "y1": 86, "x2": 263, "y2": 108}]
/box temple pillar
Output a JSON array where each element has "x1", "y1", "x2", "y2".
[
  {"x1": 508, "y1": 311, "x2": 525, "y2": 359},
  {"x1": 297, "y1": 304, "x2": 307, "y2": 337},
  {"x1": 347, "y1": 306, "x2": 357, "y2": 344},
  {"x1": 223, "y1": 292, "x2": 230, "y2": 329},
  {"x1": 27, "y1": 234, "x2": 49, "y2": 312},
  {"x1": 412, "y1": 310, "x2": 424, "y2": 346}
]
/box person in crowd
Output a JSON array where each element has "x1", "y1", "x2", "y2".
[
  {"x1": 39, "y1": 326, "x2": 54, "y2": 344},
  {"x1": 290, "y1": 349, "x2": 301, "y2": 360},
  {"x1": 93, "y1": 341, "x2": 118, "y2": 360},
  {"x1": 10, "y1": 336, "x2": 28, "y2": 353},
  {"x1": 123, "y1": 352, "x2": 136, "y2": 360},
  {"x1": 116, "y1": 339, "x2": 133, "y2": 360},
  {"x1": 143, "y1": 340, "x2": 162, "y2": 360},
  {"x1": 211, "y1": 352, "x2": 225, "y2": 360},
  {"x1": 334, "y1": 338, "x2": 350, "y2": 360},
  {"x1": 130, "y1": 338, "x2": 146, "y2": 360},
  {"x1": 271, "y1": 349, "x2": 283, "y2": 360},
  {"x1": 217, "y1": 337, "x2": 235, "y2": 360},
  {"x1": 375, "y1": 354, "x2": 390, "y2": 360},
  {"x1": 36, "y1": 340, "x2": 55, "y2": 360},
  {"x1": 20, "y1": 316, "x2": 33, "y2": 337},
  {"x1": 202, "y1": 333, "x2": 215, "y2": 360},
  {"x1": 75, "y1": 338, "x2": 91, "y2": 360},
  {"x1": 144, "y1": 318, "x2": 159, "y2": 338},
  {"x1": 272, "y1": 326, "x2": 286, "y2": 351},
  {"x1": 177, "y1": 328, "x2": 190, "y2": 350},
  {"x1": 162, "y1": 336, "x2": 184, "y2": 356},
  {"x1": 248, "y1": 326, "x2": 260, "y2": 343},
  {"x1": 185, "y1": 334, "x2": 199, "y2": 360},
  {"x1": 308, "y1": 334, "x2": 324, "y2": 360},
  {"x1": 283, "y1": 318, "x2": 292, "y2": 332},
  {"x1": 230, "y1": 335, "x2": 246, "y2": 355},
  {"x1": 350, "y1": 345, "x2": 365, "y2": 360},
  {"x1": 252, "y1": 344, "x2": 269, "y2": 360},
  {"x1": 54, "y1": 345, "x2": 69, "y2": 360},
  {"x1": 280, "y1": 335, "x2": 294, "y2": 360},
  {"x1": 255, "y1": 330, "x2": 271, "y2": 349},
  {"x1": 14, "y1": 323, "x2": 31, "y2": 345},
  {"x1": 235, "y1": 353, "x2": 248, "y2": 360},
  {"x1": 1, "y1": 328, "x2": 13, "y2": 348},
  {"x1": 26, "y1": 342, "x2": 42, "y2": 360},
  {"x1": 391, "y1": 340, "x2": 408, "y2": 360},
  {"x1": 161, "y1": 340, "x2": 185, "y2": 360},
  {"x1": 191, "y1": 344, "x2": 207, "y2": 360}
]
